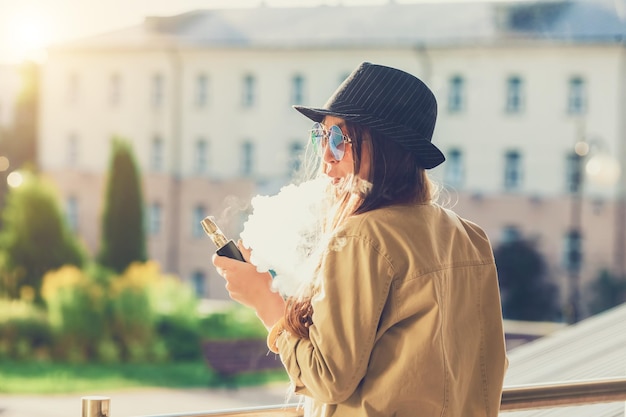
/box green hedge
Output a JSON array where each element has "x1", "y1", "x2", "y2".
[{"x1": 0, "y1": 262, "x2": 266, "y2": 364}]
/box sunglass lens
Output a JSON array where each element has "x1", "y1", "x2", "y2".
[
  {"x1": 329, "y1": 125, "x2": 345, "y2": 161},
  {"x1": 310, "y1": 122, "x2": 324, "y2": 154}
]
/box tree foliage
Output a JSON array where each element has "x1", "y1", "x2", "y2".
[
  {"x1": 0, "y1": 173, "x2": 86, "y2": 301},
  {"x1": 494, "y1": 237, "x2": 561, "y2": 321},
  {"x1": 587, "y1": 269, "x2": 626, "y2": 316},
  {"x1": 97, "y1": 138, "x2": 146, "y2": 273}
]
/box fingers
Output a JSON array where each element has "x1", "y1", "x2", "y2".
[
  {"x1": 211, "y1": 250, "x2": 274, "y2": 309},
  {"x1": 237, "y1": 239, "x2": 253, "y2": 263},
  {"x1": 212, "y1": 253, "x2": 244, "y2": 271},
  {"x1": 210, "y1": 251, "x2": 276, "y2": 312},
  {"x1": 212, "y1": 252, "x2": 264, "y2": 285},
  {"x1": 212, "y1": 254, "x2": 236, "y2": 280}
]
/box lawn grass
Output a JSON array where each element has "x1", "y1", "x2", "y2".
[{"x1": 0, "y1": 361, "x2": 289, "y2": 394}]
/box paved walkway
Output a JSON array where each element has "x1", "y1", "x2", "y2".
[{"x1": 0, "y1": 384, "x2": 298, "y2": 417}]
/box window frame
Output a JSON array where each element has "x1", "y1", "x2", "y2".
[
  {"x1": 195, "y1": 73, "x2": 208, "y2": 107},
  {"x1": 240, "y1": 140, "x2": 255, "y2": 177},
  {"x1": 192, "y1": 205, "x2": 207, "y2": 238},
  {"x1": 242, "y1": 74, "x2": 256, "y2": 107},
  {"x1": 504, "y1": 150, "x2": 523, "y2": 191},
  {"x1": 567, "y1": 76, "x2": 587, "y2": 115},
  {"x1": 150, "y1": 135, "x2": 164, "y2": 172},
  {"x1": 447, "y1": 75, "x2": 465, "y2": 113},
  {"x1": 445, "y1": 148, "x2": 464, "y2": 188},
  {"x1": 148, "y1": 202, "x2": 162, "y2": 236},
  {"x1": 152, "y1": 73, "x2": 164, "y2": 109},
  {"x1": 194, "y1": 138, "x2": 209, "y2": 175},
  {"x1": 505, "y1": 75, "x2": 524, "y2": 114},
  {"x1": 66, "y1": 196, "x2": 79, "y2": 233},
  {"x1": 291, "y1": 74, "x2": 305, "y2": 105},
  {"x1": 109, "y1": 72, "x2": 122, "y2": 107}
]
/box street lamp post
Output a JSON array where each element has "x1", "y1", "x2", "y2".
[
  {"x1": 566, "y1": 138, "x2": 621, "y2": 324},
  {"x1": 565, "y1": 143, "x2": 586, "y2": 324}
]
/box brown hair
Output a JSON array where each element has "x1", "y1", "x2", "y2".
[{"x1": 284, "y1": 121, "x2": 435, "y2": 338}]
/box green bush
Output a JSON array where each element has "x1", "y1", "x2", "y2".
[
  {"x1": 2, "y1": 260, "x2": 270, "y2": 364},
  {"x1": 587, "y1": 269, "x2": 626, "y2": 315},
  {"x1": 110, "y1": 261, "x2": 201, "y2": 362},
  {"x1": 156, "y1": 316, "x2": 201, "y2": 361},
  {"x1": 108, "y1": 263, "x2": 159, "y2": 362},
  {"x1": 148, "y1": 265, "x2": 202, "y2": 360},
  {"x1": 200, "y1": 305, "x2": 267, "y2": 340},
  {"x1": 148, "y1": 269, "x2": 199, "y2": 325},
  {"x1": 96, "y1": 338, "x2": 121, "y2": 364},
  {"x1": 494, "y1": 237, "x2": 561, "y2": 321},
  {"x1": 0, "y1": 299, "x2": 53, "y2": 361},
  {"x1": 41, "y1": 266, "x2": 107, "y2": 362}
]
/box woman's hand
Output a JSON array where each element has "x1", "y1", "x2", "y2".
[{"x1": 212, "y1": 241, "x2": 285, "y2": 329}]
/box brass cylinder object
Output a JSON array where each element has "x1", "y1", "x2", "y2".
[
  {"x1": 200, "y1": 216, "x2": 246, "y2": 262},
  {"x1": 201, "y1": 216, "x2": 229, "y2": 248},
  {"x1": 82, "y1": 396, "x2": 110, "y2": 417}
]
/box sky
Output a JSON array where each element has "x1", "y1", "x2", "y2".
[{"x1": 0, "y1": 0, "x2": 495, "y2": 64}]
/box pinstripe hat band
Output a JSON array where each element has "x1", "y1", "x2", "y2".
[{"x1": 294, "y1": 62, "x2": 445, "y2": 169}]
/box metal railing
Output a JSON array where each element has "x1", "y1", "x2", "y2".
[
  {"x1": 500, "y1": 377, "x2": 626, "y2": 411},
  {"x1": 82, "y1": 377, "x2": 626, "y2": 417}
]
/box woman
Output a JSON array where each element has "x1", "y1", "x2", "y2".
[{"x1": 212, "y1": 62, "x2": 508, "y2": 417}]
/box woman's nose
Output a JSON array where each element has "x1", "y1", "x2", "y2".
[{"x1": 321, "y1": 139, "x2": 336, "y2": 164}]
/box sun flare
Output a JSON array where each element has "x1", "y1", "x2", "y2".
[{"x1": 5, "y1": 7, "x2": 51, "y2": 62}]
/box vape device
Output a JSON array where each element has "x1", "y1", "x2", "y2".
[{"x1": 200, "y1": 216, "x2": 246, "y2": 262}]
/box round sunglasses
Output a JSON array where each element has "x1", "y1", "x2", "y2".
[{"x1": 310, "y1": 122, "x2": 353, "y2": 161}]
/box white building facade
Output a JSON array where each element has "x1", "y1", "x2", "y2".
[{"x1": 38, "y1": 1, "x2": 626, "y2": 315}]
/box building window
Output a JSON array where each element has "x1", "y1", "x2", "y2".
[
  {"x1": 563, "y1": 229, "x2": 583, "y2": 273},
  {"x1": 240, "y1": 140, "x2": 255, "y2": 176},
  {"x1": 565, "y1": 151, "x2": 584, "y2": 194},
  {"x1": 109, "y1": 72, "x2": 121, "y2": 106},
  {"x1": 67, "y1": 72, "x2": 79, "y2": 105},
  {"x1": 444, "y1": 148, "x2": 464, "y2": 188},
  {"x1": 150, "y1": 135, "x2": 164, "y2": 171},
  {"x1": 291, "y1": 74, "x2": 305, "y2": 105},
  {"x1": 66, "y1": 196, "x2": 79, "y2": 233},
  {"x1": 505, "y1": 76, "x2": 524, "y2": 114},
  {"x1": 191, "y1": 270, "x2": 206, "y2": 298},
  {"x1": 192, "y1": 205, "x2": 206, "y2": 238},
  {"x1": 448, "y1": 75, "x2": 465, "y2": 113},
  {"x1": 152, "y1": 73, "x2": 164, "y2": 108},
  {"x1": 242, "y1": 74, "x2": 256, "y2": 107},
  {"x1": 148, "y1": 202, "x2": 162, "y2": 236},
  {"x1": 288, "y1": 141, "x2": 304, "y2": 174},
  {"x1": 504, "y1": 150, "x2": 522, "y2": 191},
  {"x1": 194, "y1": 138, "x2": 209, "y2": 174},
  {"x1": 567, "y1": 76, "x2": 586, "y2": 115},
  {"x1": 67, "y1": 133, "x2": 79, "y2": 166},
  {"x1": 195, "y1": 73, "x2": 208, "y2": 107}
]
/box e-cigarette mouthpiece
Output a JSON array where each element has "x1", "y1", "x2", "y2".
[
  {"x1": 201, "y1": 216, "x2": 246, "y2": 262},
  {"x1": 201, "y1": 216, "x2": 229, "y2": 248}
]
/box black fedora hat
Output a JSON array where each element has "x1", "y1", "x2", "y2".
[{"x1": 294, "y1": 62, "x2": 445, "y2": 169}]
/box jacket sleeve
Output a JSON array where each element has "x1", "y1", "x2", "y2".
[{"x1": 275, "y1": 232, "x2": 395, "y2": 404}]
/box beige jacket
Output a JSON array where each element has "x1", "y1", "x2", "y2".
[{"x1": 275, "y1": 203, "x2": 508, "y2": 417}]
